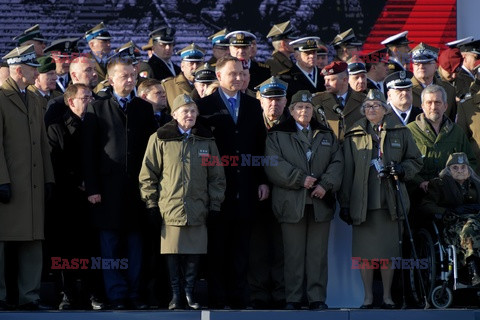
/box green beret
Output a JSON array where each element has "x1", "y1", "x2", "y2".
[{"x1": 37, "y1": 56, "x2": 56, "y2": 73}]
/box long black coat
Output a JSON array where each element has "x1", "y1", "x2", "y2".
[
  {"x1": 196, "y1": 90, "x2": 267, "y2": 219},
  {"x1": 82, "y1": 95, "x2": 157, "y2": 230},
  {"x1": 45, "y1": 92, "x2": 102, "y2": 127},
  {"x1": 279, "y1": 64, "x2": 326, "y2": 103},
  {"x1": 147, "y1": 55, "x2": 181, "y2": 81}
]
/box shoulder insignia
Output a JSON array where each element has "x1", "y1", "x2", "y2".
[
  {"x1": 258, "y1": 62, "x2": 270, "y2": 69},
  {"x1": 277, "y1": 68, "x2": 290, "y2": 75}
]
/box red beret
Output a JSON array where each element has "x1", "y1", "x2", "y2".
[
  {"x1": 438, "y1": 48, "x2": 463, "y2": 74},
  {"x1": 321, "y1": 61, "x2": 348, "y2": 76}
]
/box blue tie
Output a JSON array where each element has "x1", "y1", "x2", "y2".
[
  {"x1": 228, "y1": 97, "x2": 237, "y2": 121},
  {"x1": 119, "y1": 98, "x2": 128, "y2": 110}
]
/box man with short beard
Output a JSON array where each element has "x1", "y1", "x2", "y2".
[
  {"x1": 82, "y1": 58, "x2": 157, "y2": 310},
  {"x1": 280, "y1": 37, "x2": 326, "y2": 102},
  {"x1": 45, "y1": 57, "x2": 99, "y2": 126},
  {"x1": 312, "y1": 61, "x2": 365, "y2": 141},
  {"x1": 28, "y1": 56, "x2": 62, "y2": 107},
  {"x1": 163, "y1": 43, "x2": 204, "y2": 107},
  {"x1": 407, "y1": 84, "x2": 476, "y2": 205},
  {"x1": 410, "y1": 42, "x2": 457, "y2": 121}
]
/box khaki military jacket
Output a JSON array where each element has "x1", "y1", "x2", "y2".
[
  {"x1": 341, "y1": 113, "x2": 423, "y2": 225},
  {"x1": 163, "y1": 73, "x2": 194, "y2": 107},
  {"x1": 266, "y1": 51, "x2": 293, "y2": 76},
  {"x1": 458, "y1": 93, "x2": 480, "y2": 173},
  {"x1": 139, "y1": 120, "x2": 226, "y2": 226}
]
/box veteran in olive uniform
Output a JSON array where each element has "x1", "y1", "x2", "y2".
[
  {"x1": 265, "y1": 21, "x2": 295, "y2": 76},
  {"x1": 409, "y1": 42, "x2": 457, "y2": 121},
  {"x1": 265, "y1": 90, "x2": 343, "y2": 310},
  {"x1": 163, "y1": 43, "x2": 204, "y2": 108},
  {"x1": 340, "y1": 89, "x2": 422, "y2": 309},
  {"x1": 0, "y1": 45, "x2": 55, "y2": 310},
  {"x1": 139, "y1": 94, "x2": 226, "y2": 310},
  {"x1": 312, "y1": 61, "x2": 365, "y2": 141},
  {"x1": 84, "y1": 22, "x2": 112, "y2": 83},
  {"x1": 458, "y1": 91, "x2": 480, "y2": 173}
]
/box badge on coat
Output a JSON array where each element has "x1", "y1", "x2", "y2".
[
  {"x1": 321, "y1": 138, "x2": 331, "y2": 146},
  {"x1": 198, "y1": 149, "x2": 209, "y2": 157},
  {"x1": 390, "y1": 138, "x2": 401, "y2": 148}
]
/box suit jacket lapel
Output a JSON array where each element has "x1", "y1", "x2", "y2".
[{"x1": 3, "y1": 77, "x2": 28, "y2": 114}]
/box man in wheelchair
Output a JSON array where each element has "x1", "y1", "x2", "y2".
[{"x1": 420, "y1": 152, "x2": 480, "y2": 287}]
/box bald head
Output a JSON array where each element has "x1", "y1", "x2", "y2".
[{"x1": 69, "y1": 57, "x2": 98, "y2": 89}]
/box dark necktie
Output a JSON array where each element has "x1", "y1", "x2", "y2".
[
  {"x1": 58, "y1": 77, "x2": 64, "y2": 87},
  {"x1": 401, "y1": 112, "x2": 407, "y2": 120},
  {"x1": 337, "y1": 96, "x2": 344, "y2": 108},
  {"x1": 119, "y1": 98, "x2": 128, "y2": 110},
  {"x1": 302, "y1": 128, "x2": 309, "y2": 137},
  {"x1": 308, "y1": 73, "x2": 314, "y2": 81},
  {"x1": 19, "y1": 90, "x2": 27, "y2": 104}
]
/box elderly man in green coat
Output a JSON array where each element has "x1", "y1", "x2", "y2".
[{"x1": 0, "y1": 45, "x2": 55, "y2": 310}]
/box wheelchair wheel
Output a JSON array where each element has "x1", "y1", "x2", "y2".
[
  {"x1": 431, "y1": 285, "x2": 453, "y2": 309},
  {"x1": 409, "y1": 228, "x2": 436, "y2": 307}
]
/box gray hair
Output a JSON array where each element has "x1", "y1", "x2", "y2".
[
  {"x1": 360, "y1": 100, "x2": 391, "y2": 116},
  {"x1": 420, "y1": 84, "x2": 447, "y2": 104},
  {"x1": 439, "y1": 164, "x2": 480, "y2": 185}
]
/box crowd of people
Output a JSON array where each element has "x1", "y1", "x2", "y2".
[{"x1": 0, "y1": 19, "x2": 480, "y2": 311}]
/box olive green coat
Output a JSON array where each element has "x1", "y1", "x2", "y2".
[
  {"x1": 411, "y1": 76, "x2": 457, "y2": 121},
  {"x1": 266, "y1": 51, "x2": 293, "y2": 76},
  {"x1": 341, "y1": 113, "x2": 423, "y2": 225},
  {"x1": 265, "y1": 117, "x2": 344, "y2": 223},
  {"x1": 162, "y1": 73, "x2": 194, "y2": 108},
  {"x1": 407, "y1": 113, "x2": 477, "y2": 185},
  {"x1": 458, "y1": 94, "x2": 480, "y2": 174},
  {"x1": 139, "y1": 120, "x2": 226, "y2": 226},
  {"x1": 0, "y1": 77, "x2": 55, "y2": 240}
]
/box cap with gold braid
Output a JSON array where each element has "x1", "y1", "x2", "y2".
[
  {"x1": 225, "y1": 31, "x2": 256, "y2": 46},
  {"x1": 44, "y1": 38, "x2": 80, "y2": 58},
  {"x1": 84, "y1": 22, "x2": 112, "y2": 42},
  {"x1": 194, "y1": 63, "x2": 216, "y2": 83},
  {"x1": 13, "y1": 24, "x2": 47, "y2": 45},
  {"x1": 2, "y1": 45, "x2": 40, "y2": 67},
  {"x1": 109, "y1": 40, "x2": 140, "y2": 65},
  {"x1": 266, "y1": 21, "x2": 294, "y2": 41},
  {"x1": 289, "y1": 36, "x2": 321, "y2": 52},
  {"x1": 149, "y1": 26, "x2": 176, "y2": 44}
]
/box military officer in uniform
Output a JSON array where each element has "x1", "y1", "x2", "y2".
[
  {"x1": 265, "y1": 21, "x2": 295, "y2": 76},
  {"x1": 84, "y1": 22, "x2": 112, "y2": 82},
  {"x1": 44, "y1": 38, "x2": 80, "y2": 93},
  {"x1": 163, "y1": 43, "x2": 204, "y2": 108},
  {"x1": 0, "y1": 44, "x2": 55, "y2": 311},
  {"x1": 256, "y1": 76, "x2": 289, "y2": 129},
  {"x1": 364, "y1": 48, "x2": 389, "y2": 95},
  {"x1": 12, "y1": 24, "x2": 47, "y2": 57},
  {"x1": 381, "y1": 31, "x2": 413, "y2": 68},
  {"x1": 312, "y1": 61, "x2": 365, "y2": 141},
  {"x1": 280, "y1": 36, "x2": 325, "y2": 102},
  {"x1": 458, "y1": 88, "x2": 480, "y2": 173},
  {"x1": 347, "y1": 59, "x2": 367, "y2": 93},
  {"x1": 316, "y1": 43, "x2": 329, "y2": 70},
  {"x1": 27, "y1": 56, "x2": 62, "y2": 108},
  {"x1": 141, "y1": 38, "x2": 154, "y2": 61},
  {"x1": 409, "y1": 42, "x2": 457, "y2": 121},
  {"x1": 207, "y1": 29, "x2": 229, "y2": 65},
  {"x1": 225, "y1": 30, "x2": 271, "y2": 90},
  {"x1": 437, "y1": 48, "x2": 471, "y2": 101},
  {"x1": 458, "y1": 39, "x2": 480, "y2": 83},
  {"x1": 384, "y1": 71, "x2": 422, "y2": 125},
  {"x1": 147, "y1": 26, "x2": 180, "y2": 81},
  {"x1": 191, "y1": 63, "x2": 216, "y2": 100},
  {"x1": 331, "y1": 28, "x2": 362, "y2": 62}
]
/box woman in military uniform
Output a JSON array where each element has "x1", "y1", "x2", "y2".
[
  {"x1": 421, "y1": 152, "x2": 480, "y2": 286},
  {"x1": 139, "y1": 94, "x2": 226, "y2": 310},
  {"x1": 340, "y1": 89, "x2": 422, "y2": 309},
  {"x1": 265, "y1": 90, "x2": 343, "y2": 310}
]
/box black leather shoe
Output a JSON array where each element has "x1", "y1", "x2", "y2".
[
  {"x1": 19, "y1": 300, "x2": 53, "y2": 310},
  {"x1": 285, "y1": 302, "x2": 301, "y2": 310},
  {"x1": 130, "y1": 299, "x2": 148, "y2": 310},
  {"x1": 309, "y1": 301, "x2": 328, "y2": 310},
  {"x1": 186, "y1": 293, "x2": 200, "y2": 310},
  {"x1": 58, "y1": 293, "x2": 71, "y2": 310},
  {"x1": 359, "y1": 303, "x2": 373, "y2": 309},
  {"x1": 381, "y1": 302, "x2": 396, "y2": 309},
  {"x1": 168, "y1": 294, "x2": 183, "y2": 310}
]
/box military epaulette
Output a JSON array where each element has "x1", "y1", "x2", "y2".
[
  {"x1": 276, "y1": 68, "x2": 290, "y2": 75},
  {"x1": 257, "y1": 62, "x2": 270, "y2": 69},
  {"x1": 100, "y1": 79, "x2": 109, "y2": 85},
  {"x1": 161, "y1": 77, "x2": 174, "y2": 84}
]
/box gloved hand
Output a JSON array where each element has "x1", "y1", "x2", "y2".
[
  {"x1": 443, "y1": 210, "x2": 458, "y2": 224},
  {"x1": 45, "y1": 182, "x2": 55, "y2": 202},
  {"x1": 339, "y1": 208, "x2": 353, "y2": 225},
  {"x1": 146, "y1": 207, "x2": 162, "y2": 232},
  {"x1": 392, "y1": 163, "x2": 405, "y2": 180},
  {"x1": 0, "y1": 183, "x2": 12, "y2": 204}
]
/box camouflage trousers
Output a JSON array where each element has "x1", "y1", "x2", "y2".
[{"x1": 443, "y1": 214, "x2": 480, "y2": 265}]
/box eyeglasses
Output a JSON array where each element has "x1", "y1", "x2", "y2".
[{"x1": 364, "y1": 104, "x2": 383, "y2": 110}]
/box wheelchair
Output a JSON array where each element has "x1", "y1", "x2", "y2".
[{"x1": 409, "y1": 220, "x2": 480, "y2": 309}]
